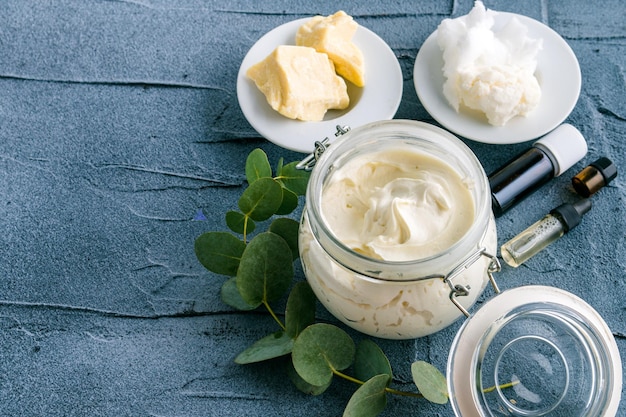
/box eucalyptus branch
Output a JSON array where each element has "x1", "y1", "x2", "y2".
[{"x1": 194, "y1": 148, "x2": 453, "y2": 417}]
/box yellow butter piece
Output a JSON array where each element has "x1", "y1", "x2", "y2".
[
  {"x1": 246, "y1": 45, "x2": 349, "y2": 121},
  {"x1": 296, "y1": 11, "x2": 365, "y2": 87}
]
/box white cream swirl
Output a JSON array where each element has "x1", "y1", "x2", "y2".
[{"x1": 321, "y1": 149, "x2": 474, "y2": 261}]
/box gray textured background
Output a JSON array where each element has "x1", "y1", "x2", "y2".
[{"x1": 1, "y1": 0, "x2": 624, "y2": 416}]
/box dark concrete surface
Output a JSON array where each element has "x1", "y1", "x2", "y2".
[{"x1": 1, "y1": 1, "x2": 624, "y2": 415}]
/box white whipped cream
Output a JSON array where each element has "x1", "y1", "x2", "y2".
[
  {"x1": 437, "y1": 1, "x2": 543, "y2": 126},
  {"x1": 321, "y1": 149, "x2": 474, "y2": 261}
]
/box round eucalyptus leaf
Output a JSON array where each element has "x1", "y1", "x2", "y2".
[
  {"x1": 285, "y1": 281, "x2": 316, "y2": 338},
  {"x1": 286, "y1": 360, "x2": 331, "y2": 396},
  {"x1": 411, "y1": 361, "x2": 449, "y2": 404},
  {"x1": 277, "y1": 161, "x2": 310, "y2": 196},
  {"x1": 354, "y1": 339, "x2": 393, "y2": 382},
  {"x1": 343, "y1": 374, "x2": 390, "y2": 417},
  {"x1": 234, "y1": 331, "x2": 293, "y2": 364},
  {"x1": 236, "y1": 232, "x2": 293, "y2": 306},
  {"x1": 268, "y1": 217, "x2": 300, "y2": 261},
  {"x1": 245, "y1": 148, "x2": 272, "y2": 185},
  {"x1": 275, "y1": 187, "x2": 298, "y2": 215},
  {"x1": 194, "y1": 231, "x2": 245, "y2": 276},
  {"x1": 292, "y1": 323, "x2": 355, "y2": 387},
  {"x1": 221, "y1": 277, "x2": 259, "y2": 311},
  {"x1": 238, "y1": 177, "x2": 283, "y2": 221}
]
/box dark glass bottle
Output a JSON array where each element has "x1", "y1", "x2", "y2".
[
  {"x1": 572, "y1": 157, "x2": 617, "y2": 198},
  {"x1": 489, "y1": 147, "x2": 554, "y2": 217},
  {"x1": 488, "y1": 124, "x2": 588, "y2": 217}
]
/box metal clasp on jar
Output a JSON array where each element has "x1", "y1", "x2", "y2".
[
  {"x1": 296, "y1": 125, "x2": 351, "y2": 171},
  {"x1": 443, "y1": 247, "x2": 501, "y2": 317}
]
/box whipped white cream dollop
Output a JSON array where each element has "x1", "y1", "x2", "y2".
[
  {"x1": 436, "y1": 0, "x2": 543, "y2": 126},
  {"x1": 321, "y1": 149, "x2": 474, "y2": 261}
]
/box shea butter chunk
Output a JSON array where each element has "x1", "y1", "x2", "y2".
[
  {"x1": 247, "y1": 45, "x2": 349, "y2": 121},
  {"x1": 296, "y1": 11, "x2": 365, "y2": 87}
]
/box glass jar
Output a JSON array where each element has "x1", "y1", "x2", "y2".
[
  {"x1": 448, "y1": 285, "x2": 623, "y2": 417},
  {"x1": 298, "y1": 120, "x2": 499, "y2": 339}
]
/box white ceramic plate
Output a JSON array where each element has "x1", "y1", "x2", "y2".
[
  {"x1": 413, "y1": 12, "x2": 581, "y2": 144},
  {"x1": 237, "y1": 18, "x2": 403, "y2": 153}
]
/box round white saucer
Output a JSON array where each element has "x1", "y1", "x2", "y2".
[
  {"x1": 414, "y1": 12, "x2": 581, "y2": 144},
  {"x1": 237, "y1": 18, "x2": 403, "y2": 153}
]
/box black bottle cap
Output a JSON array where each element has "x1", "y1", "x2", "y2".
[
  {"x1": 591, "y1": 157, "x2": 618, "y2": 183},
  {"x1": 550, "y1": 199, "x2": 592, "y2": 232},
  {"x1": 572, "y1": 157, "x2": 617, "y2": 197}
]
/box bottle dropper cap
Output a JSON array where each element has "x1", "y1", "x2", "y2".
[
  {"x1": 572, "y1": 157, "x2": 618, "y2": 197},
  {"x1": 534, "y1": 124, "x2": 588, "y2": 176},
  {"x1": 550, "y1": 199, "x2": 592, "y2": 232}
]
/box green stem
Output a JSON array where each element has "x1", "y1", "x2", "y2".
[
  {"x1": 332, "y1": 369, "x2": 364, "y2": 386},
  {"x1": 332, "y1": 369, "x2": 423, "y2": 398},
  {"x1": 332, "y1": 368, "x2": 518, "y2": 399},
  {"x1": 263, "y1": 300, "x2": 286, "y2": 331},
  {"x1": 385, "y1": 387, "x2": 423, "y2": 398},
  {"x1": 243, "y1": 215, "x2": 249, "y2": 244},
  {"x1": 483, "y1": 380, "x2": 520, "y2": 393}
]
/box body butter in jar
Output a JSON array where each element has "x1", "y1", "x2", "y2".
[{"x1": 299, "y1": 120, "x2": 498, "y2": 339}]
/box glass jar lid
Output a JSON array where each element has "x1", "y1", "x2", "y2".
[{"x1": 447, "y1": 285, "x2": 622, "y2": 417}]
